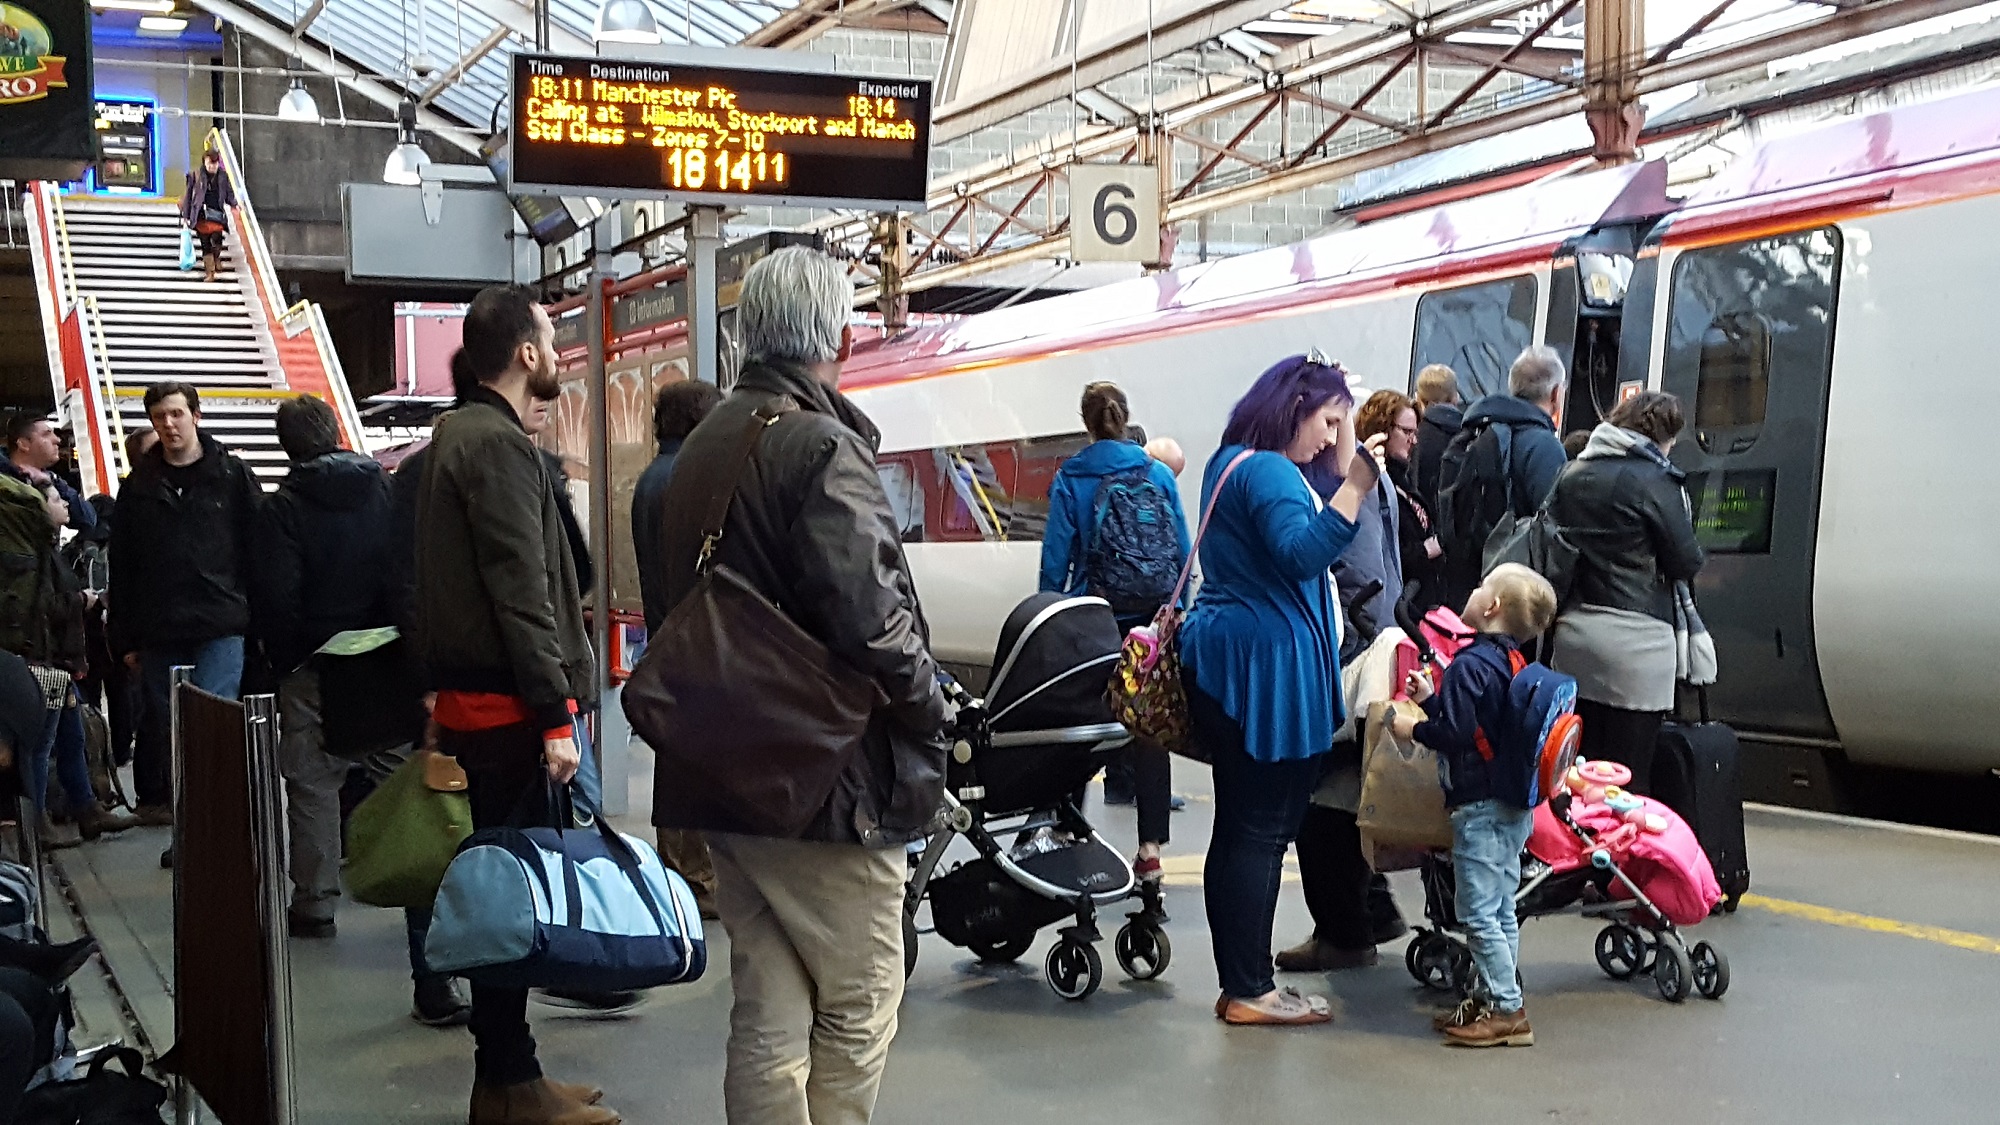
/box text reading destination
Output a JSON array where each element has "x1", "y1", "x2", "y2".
[{"x1": 509, "y1": 54, "x2": 932, "y2": 207}]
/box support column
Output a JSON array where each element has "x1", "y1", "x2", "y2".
[
  {"x1": 585, "y1": 213, "x2": 621, "y2": 813},
  {"x1": 872, "y1": 212, "x2": 910, "y2": 332},
  {"x1": 688, "y1": 206, "x2": 723, "y2": 386},
  {"x1": 1584, "y1": 0, "x2": 1646, "y2": 162}
]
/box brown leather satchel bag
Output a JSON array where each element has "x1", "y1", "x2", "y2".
[{"x1": 622, "y1": 398, "x2": 885, "y2": 839}]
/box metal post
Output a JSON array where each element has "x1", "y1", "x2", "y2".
[
  {"x1": 585, "y1": 214, "x2": 621, "y2": 812},
  {"x1": 687, "y1": 206, "x2": 723, "y2": 386},
  {"x1": 168, "y1": 666, "x2": 195, "y2": 1125},
  {"x1": 241, "y1": 693, "x2": 295, "y2": 1125}
]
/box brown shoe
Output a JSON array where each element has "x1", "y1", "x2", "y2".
[
  {"x1": 543, "y1": 1079, "x2": 603, "y2": 1106},
  {"x1": 468, "y1": 1078, "x2": 619, "y2": 1125},
  {"x1": 37, "y1": 814, "x2": 81, "y2": 851},
  {"x1": 1274, "y1": 937, "x2": 1378, "y2": 972},
  {"x1": 203, "y1": 253, "x2": 219, "y2": 283},
  {"x1": 134, "y1": 805, "x2": 175, "y2": 827},
  {"x1": 1442, "y1": 1006, "x2": 1533, "y2": 1047},
  {"x1": 74, "y1": 803, "x2": 140, "y2": 841},
  {"x1": 1432, "y1": 995, "x2": 1488, "y2": 1033}
]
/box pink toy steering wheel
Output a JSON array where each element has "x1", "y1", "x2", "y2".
[{"x1": 1578, "y1": 760, "x2": 1632, "y2": 788}]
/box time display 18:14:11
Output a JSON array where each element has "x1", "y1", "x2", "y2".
[{"x1": 666, "y1": 147, "x2": 789, "y2": 192}]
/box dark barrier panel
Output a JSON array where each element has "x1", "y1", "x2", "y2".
[{"x1": 163, "y1": 678, "x2": 293, "y2": 1124}]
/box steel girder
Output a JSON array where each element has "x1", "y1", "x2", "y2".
[{"x1": 831, "y1": 0, "x2": 1990, "y2": 302}]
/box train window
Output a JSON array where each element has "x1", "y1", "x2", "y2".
[
  {"x1": 1666, "y1": 227, "x2": 1839, "y2": 456},
  {"x1": 1410, "y1": 276, "x2": 1537, "y2": 399},
  {"x1": 1685, "y1": 468, "x2": 1776, "y2": 554},
  {"x1": 875, "y1": 432, "x2": 1092, "y2": 544}
]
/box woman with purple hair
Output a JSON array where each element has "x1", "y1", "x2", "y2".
[{"x1": 1180, "y1": 351, "x2": 1379, "y2": 1025}]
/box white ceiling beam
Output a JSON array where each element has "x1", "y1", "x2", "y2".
[
  {"x1": 191, "y1": 0, "x2": 488, "y2": 154},
  {"x1": 456, "y1": 0, "x2": 596, "y2": 54},
  {"x1": 418, "y1": 25, "x2": 513, "y2": 107}
]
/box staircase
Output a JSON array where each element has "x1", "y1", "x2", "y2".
[
  {"x1": 58, "y1": 196, "x2": 291, "y2": 485},
  {"x1": 24, "y1": 129, "x2": 362, "y2": 495}
]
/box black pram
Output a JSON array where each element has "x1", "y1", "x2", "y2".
[{"x1": 903, "y1": 593, "x2": 1171, "y2": 1001}]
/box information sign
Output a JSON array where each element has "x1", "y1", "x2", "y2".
[
  {"x1": 93, "y1": 97, "x2": 154, "y2": 192},
  {"x1": 1068, "y1": 163, "x2": 1161, "y2": 265},
  {"x1": 509, "y1": 53, "x2": 932, "y2": 210}
]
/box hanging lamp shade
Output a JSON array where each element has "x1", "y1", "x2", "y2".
[
  {"x1": 276, "y1": 77, "x2": 319, "y2": 121},
  {"x1": 383, "y1": 135, "x2": 429, "y2": 185},
  {"x1": 593, "y1": 0, "x2": 661, "y2": 43}
]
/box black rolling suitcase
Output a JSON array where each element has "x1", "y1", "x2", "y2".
[{"x1": 1652, "y1": 688, "x2": 1750, "y2": 912}]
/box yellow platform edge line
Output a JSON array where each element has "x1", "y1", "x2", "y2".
[{"x1": 1739, "y1": 893, "x2": 2000, "y2": 955}]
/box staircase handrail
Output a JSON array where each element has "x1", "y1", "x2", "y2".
[
  {"x1": 204, "y1": 126, "x2": 367, "y2": 451},
  {"x1": 81, "y1": 296, "x2": 129, "y2": 479},
  {"x1": 305, "y1": 303, "x2": 366, "y2": 452},
  {"x1": 46, "y1": 190, "x2": 78, "y2": 315}
]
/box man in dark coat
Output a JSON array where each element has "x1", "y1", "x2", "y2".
[
  {"x1": 1437, "y1": 347, "x2": 1570, "y2": 609},
  {"x1": 629, "y1": 378, "x2": 723, "y2": 918},
  {"x1": 655, "y1": 248, "x2": 946, "y2": 1125},
  {"x1": 109, "y1": 381, "x2": 261, "y2": 825},
  {"x1": 1412, "y1": 363, "x2": 1463, "y2": 515},
  {"x1": 412, "y1": 286, "x2": 615, "y2": 1124}
]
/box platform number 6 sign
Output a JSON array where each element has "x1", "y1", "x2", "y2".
[{"x1": 1070, "y1": 163, "x2": 1161, "y2": 265}]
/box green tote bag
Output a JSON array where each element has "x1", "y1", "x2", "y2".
[{"x1": 344, "y1": 750, "x2": 473, "y2": 909}]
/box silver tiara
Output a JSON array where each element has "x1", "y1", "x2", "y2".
[{"x1": 1305, "y1": 346, "x2": 1332, "y2": 367}]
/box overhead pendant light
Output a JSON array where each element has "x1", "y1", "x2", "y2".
[
  {"x1": 90, "y1": 0, "x2": 175, "y2": 12},
  {"x1": 383, "y1": 98, "x2": 429, "y2": 185},
  {"x1": 136, "y1": 13, "x2": 187, "y2": 32},
  {"x1": 593, "y1": 0, "x2": 661, "y2": 44},
  {"x1": 276, "y1": 54, "x2": 318, "y2": 121}
]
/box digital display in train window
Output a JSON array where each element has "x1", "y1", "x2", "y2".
[{"x1": 1686, "y1": 469, "x2": 1775, "y2": 554}]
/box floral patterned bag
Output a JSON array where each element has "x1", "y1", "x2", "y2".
[{"x1": 1107, "y1": 450, "x2": 1255, "y2": 763}]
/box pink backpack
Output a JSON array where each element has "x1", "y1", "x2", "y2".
[{"x1": 1391, "y1": 606, "x2": 1477, "y2": 701}]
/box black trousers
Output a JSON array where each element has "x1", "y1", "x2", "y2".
[
  {"x1": 1294, "y1": 804, "x2": 1404, "y2": 948},
  {"x1": 1576, "y1": 700, "x2": 1665, "y2": 795},
  {"x1": 440, "y1": 722, "x2": 550, "y2": 1086}
]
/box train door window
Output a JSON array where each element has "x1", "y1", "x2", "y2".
[
  {"x1": 1692, "y1": 312, "x2": 1773, "y2": 454},
  {"x1": 1410, "y1": 275, "x2": 1537, "y2": 399},
  {"x1": 876, "y1": 432, "x2": 1091, "y2": 543}
]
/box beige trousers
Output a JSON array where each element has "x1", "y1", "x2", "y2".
[{"x1": 709, "y1": 832, "x2": 907, "y2": 1125}]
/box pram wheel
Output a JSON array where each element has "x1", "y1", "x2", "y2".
[
  {"x1": 1114, "y1": 920, "x2": 1171, "y2": 981},
  {"x1": 1046, "y1": 939, "x2": 1103, "y2": 1001},
  {"x1": 1594, "y1": 923, "x2": 1647, "y2": 981},
  {"x1": 1653, "y1": 938, "x2": 1693, "y2": 1003},
  {"x1": 969, "y1": 933, "x2": 1035, "y2": 965},
  {"x1": 1691, "y1": 940, "x2": 1730, "y2": 1000},
  {"x1": 1408, "y1": 932, "x2": 1467, "y2": 992}
]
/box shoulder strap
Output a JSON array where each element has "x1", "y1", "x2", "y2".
[
  {"x1": 1164, "y1": 449, "x2": 1255, "y2": 611},
  {"x1": 695, "y1": 394, "x2": 796, "y2": 572},
  {"x1": 1494, "y1": 423, "x2": 1516, "y2": 516}
]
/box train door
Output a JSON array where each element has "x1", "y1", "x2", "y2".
[
  {"x1": 1654, "y1": 226, "x2": 1840, "y2": 740},
  {"x1": 1546, "y1": 228, "x2": 1641, "y2": 435}
]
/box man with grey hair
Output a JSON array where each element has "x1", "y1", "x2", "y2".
[
  {"x1": 654, "y1": 246, "x2": 947, "y2": 1125},
  {"x1": 1435, "y1": 345, "x2": 1570, "y2": 608}
]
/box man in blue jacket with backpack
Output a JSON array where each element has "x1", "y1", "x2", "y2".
[{"x1": 1039, "y1": 384, "x2": 1190, "y2": 879}]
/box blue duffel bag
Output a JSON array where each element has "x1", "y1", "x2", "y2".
[{"x1": 424, "y1": 799, "x2": 706, "y2": 992}]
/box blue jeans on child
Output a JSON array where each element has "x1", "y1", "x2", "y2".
[{"x1": 1451, "y1": 798, "x2": 1536, "y2": 1012}]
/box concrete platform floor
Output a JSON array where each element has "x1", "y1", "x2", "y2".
[{"x1": 47, "y1": 745, "x2": 2000, "y2": 1125}]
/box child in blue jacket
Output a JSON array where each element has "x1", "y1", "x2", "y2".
[{"x1": 1391, "y1": 562, "x2": 1558, "y2": 1047}]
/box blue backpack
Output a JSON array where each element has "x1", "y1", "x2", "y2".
[
  {"x1": 1474, "y1": 649, "x2": 1583, "y2": 809},
  {"x1": 1083, "y1": 466, "x2": 1184, "y2": 618}
]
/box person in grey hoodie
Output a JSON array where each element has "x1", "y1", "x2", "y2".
[{"x1": 1545, "y1": 391, "x2": 1704, "y2": 792}]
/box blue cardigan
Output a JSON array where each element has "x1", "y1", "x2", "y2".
[
  {"x1": 1039, "y1": 439, "x2": 1191, "y2": 599},
  {"x1": 1180, "y1": 446, "x2": 1359, "y2": 763}
]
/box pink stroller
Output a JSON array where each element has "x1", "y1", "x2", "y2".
[{"x1": 1404, "y1": 769, "x2": 1731, "y2": 1003}]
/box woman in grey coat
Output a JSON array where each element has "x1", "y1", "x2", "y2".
[{"x1": 1545, "y1": 391, "x2": 1705, "y2": 792}]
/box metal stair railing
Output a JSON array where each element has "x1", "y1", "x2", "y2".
[
  {"x1": 82, "y1": 296, "x2": 129, "y2": 479},
  {"x1": 27, "y1": 185, "x2": 117, "y2": 495},
  {"x1": 204, "y1": 128, "x2": 368, "y2": 452}
]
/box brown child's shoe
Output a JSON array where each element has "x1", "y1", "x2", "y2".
[
  {"x1": 1442, "y1": 1006, "x2": 1534, "y2": 1047},
  {"x1": 1432, "y1": 995, "x2": 1488, "y2": 1033}
]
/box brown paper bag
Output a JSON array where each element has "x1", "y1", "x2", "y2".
[{"x1": 1355, "y1": 700, "x2": 1453, "y2": 851}]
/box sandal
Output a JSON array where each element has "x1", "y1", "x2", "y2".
[{"x1": 1220, "y1": 987, "x2": 1332, "y2": 1026}]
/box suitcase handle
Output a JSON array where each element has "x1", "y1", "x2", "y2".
[{"x1": 1675, "y1": 684, "x2": 1712, "y2": 726}]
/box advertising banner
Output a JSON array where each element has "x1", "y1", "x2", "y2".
[{"x1": 0, "y1": 0, "x2": 95, "y2": 182}]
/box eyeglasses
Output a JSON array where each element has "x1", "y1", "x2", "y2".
[{"x1": 1393, "y1": 423, "x2": 1419, "y2": 438}]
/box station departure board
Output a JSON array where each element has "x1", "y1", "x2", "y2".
[{"x1": 509, "y1": 53, "x2": 932, "y2": 210}]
